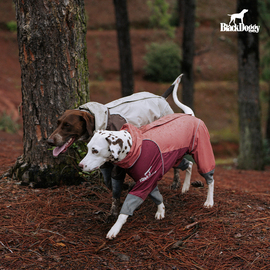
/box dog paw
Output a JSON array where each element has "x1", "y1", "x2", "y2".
[
  {"x1": 203, "y1": 200, "x2": 214, "y2": 208},
  {"x1": 155, "y1": 203, "x2": 165, "y2": 220},
  {"x1": 181, "y1": 183, "x2": 190, "y2": 194},
  {"x1": 106, "y1": 226, "x2": 120, "y2": 239},
  {"x1": 155, "y1": 212, "x2": 165, "y2": 220},
  {"x1": 191, "y1": 181, "x2": 204, "y2": 188},
  {"x1": 106, "y1": 214, "x2": 128, "y2": 239}
]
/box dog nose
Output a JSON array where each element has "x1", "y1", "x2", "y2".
[
  {"x1": 47, "y1": 137, "x2": 54, "y2": 145},
  {"x1": 79, "y1": 163, "x2": 84, "y2": 168}
]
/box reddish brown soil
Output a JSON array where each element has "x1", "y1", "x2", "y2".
[
  {"x1": 0, "y1": 105, "x2": 269, "y2": 269},
  {"x1": 0, "y1": 136, "x2": 270, "y2": 269}
]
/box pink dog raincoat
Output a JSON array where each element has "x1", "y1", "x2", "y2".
[{"x1": 116, "y1": 114, "x2": 215, "y2": 202}]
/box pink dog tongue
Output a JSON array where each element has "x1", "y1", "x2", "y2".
[{"x1": 53, "y1": 138, "x2": 75, "y2": 157}]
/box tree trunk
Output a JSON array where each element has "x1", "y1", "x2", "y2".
[
  {"x1": 181, "y1": 0, "x2": 195, "y2": 111},
  {"x1": 237, "y1": 0, "x2": 264, "y2": 170},
  {"x1": 12, "y1": 0, "x2": 89, "y2": 186},
  {"x1": 266, "y1": 84, "x2": 270, "y2": 143},
  {"x1": 113, "y1": 0, "x2": 134, "y2": 97},
  {"x1": 178, "y1": 0, "x2": 185, "y2": 27}
]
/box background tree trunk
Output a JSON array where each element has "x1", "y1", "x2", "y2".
[
  {"x1": 181, "y1": 0, "x2": 195, "y2": 111},
  {"x1": 12, "y1": 0, "x2": 89, "y2": 186},
  {"x1": 266, "y1": 85, "x2": 270, "y2": 143},
  {"x1": 177, "y1": 0, "x2": 184, "y2": 27},
  {"x1": 113, "y1": 0, "x2": 134, "y2": 97},
  {"x1": 237, "y1": 0, "x2": 264, "y2": 170}
]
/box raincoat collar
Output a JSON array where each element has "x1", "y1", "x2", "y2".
[
  {"x1": 115, "y1": 123, "x2": 143, "y2": 169},
  {"x1": 78, "y1": 102, "x2": 108, "y2": 130}
]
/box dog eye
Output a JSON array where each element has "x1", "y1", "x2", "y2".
[
  {"x1": 64, "y1": 123, "x2": 70, "y2": 127},
  {"x1": 92, "y1": 148, "x2": 99, "y2": 154}
]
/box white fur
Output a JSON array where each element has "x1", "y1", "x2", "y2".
[
  {"x1": 79, "y1": 130, "x2": 131, "y2": 171},
  {"x1": 172, "y1": 75, "x2": 194, "y2": 116},
  {"x1": 106, "y1": 203, "x2": 165, "y2": 239},
  {"x1": 155, "y1": 202, "x2": 165, "y2": 220},
  {"x1": 181, "y1": 161, "x2": 193, "y2": 194},
  {"x1": 204, "y1": 181, "x2": 214, "y2": 208},
  {"x1": 106, "y1": 214, "x2": 128, "y2": 239},
  {"x1": 181, "y1": 161, "x2": 214, "y2": 207}
]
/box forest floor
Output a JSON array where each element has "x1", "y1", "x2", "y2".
[{"x1": 0, "y1": 129, "x2": 270, "y2": 269}]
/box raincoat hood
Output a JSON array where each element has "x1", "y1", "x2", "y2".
[{"x1": 79, "y1": 92, "x2": 174, "y2": 131}]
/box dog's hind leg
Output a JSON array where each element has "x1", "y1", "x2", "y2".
[
  {"x1": 201, "y1": 170, "x2": 215, "y2": 208},
  {"x1": 181, "y1": 161, "x2": 193, "y2": 194},
  {"x1": 171, "y1": 168, "x2": 181, "y2": 190},
  {"x1": 204, "y1": 180, "x2": 214, "y2": 208},
  {"x1": 171, "y1": 158, "x2": 192, "y2": 190}
]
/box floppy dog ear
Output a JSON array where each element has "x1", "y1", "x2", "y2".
[
  {"x1": 106, "y1": 137, "x2": 123, "y2": 161},
  {"x1": 80, "y1": 111, "x2": 95, "y2": 138}
]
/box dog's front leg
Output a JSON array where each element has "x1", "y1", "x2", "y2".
[
  {"x1": 107, "y1": 193, "x2": 144, "y2": 239},
  {"x1": 106, "y1": 214, "x2": 128, "y2": 239},
  {"x1": 155, "y1": 203, "x2": 165, "y2": 220},
  {"x1": 149, "y1": 186, "x2": 165, "y2": 220}
]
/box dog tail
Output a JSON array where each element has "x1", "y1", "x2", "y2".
[
  {"x1": 172, "y1": 74, "x2": 195, "y2": 116},
  {"x1": 161, "y1": 76, "x2": 180, "y2": 98}
]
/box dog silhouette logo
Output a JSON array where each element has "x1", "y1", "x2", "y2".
[
  {"x1": 228, "y1": 9, "x2": 248, "y2": 25},
  {"x1": 220, "y1": 9, "x2": 260, "y2": 33}
]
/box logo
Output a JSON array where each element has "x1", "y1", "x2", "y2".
[
  {"x1": 220, "y1": 9, "x2": 260, "y2": 33},
  {"x1": 139, "y1": 166, "x2": 157, "y2": 183}
]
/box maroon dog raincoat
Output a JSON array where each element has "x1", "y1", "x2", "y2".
[{"x1": 115, "y1": 114, "x2": 215, "y2": 211}]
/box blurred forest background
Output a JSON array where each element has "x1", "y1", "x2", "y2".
[{"x1": 0, "y1": 0, "x2": 270, "y2": 166}]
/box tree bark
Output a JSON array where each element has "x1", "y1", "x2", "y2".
[
  {"x1": 178, "y1": 0, "x2": 185, "y2": 27},
  {"x1": 113, "y1": 0, "x2": 134, "y2": 97},
  {"x1": 12, "y1": 0, "x2": 89, "y2": 186},
  {"x1": 182, "y1": 0, "x2": 195, "y2": 111},
  {"x1": 237, "y1": 0, "x2": 264, "y2": 170},
  {"x1": 266, "y1": 84, "x2": 270, "y2": 143}
]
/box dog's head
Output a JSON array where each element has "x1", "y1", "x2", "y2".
[
  {"x1": 242, "y1": 9, "x2": 248, "y2": 14},
  {"x1": 47, "y1": 110, "x2": 95, "y2": 157},
  {"x1": 79, "y1": 130, "x2": 132, "y2": 172}
]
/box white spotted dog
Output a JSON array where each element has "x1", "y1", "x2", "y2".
[{"x1": 79, "y1": 113, "x2": 215, "y2": 239}]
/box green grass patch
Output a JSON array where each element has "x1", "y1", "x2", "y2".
[{"x1": 0, "y1": 113, "x2": 20, "y2": 134}]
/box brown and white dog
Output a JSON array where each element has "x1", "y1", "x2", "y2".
[{"x1": 48, "y1": 75, "x2": 194, "y2": 218}]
